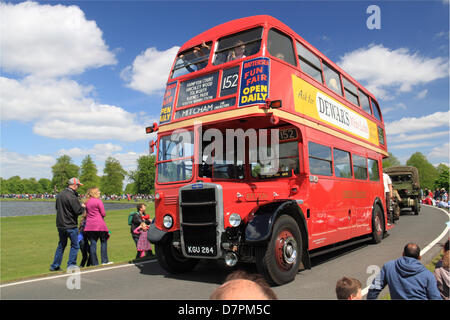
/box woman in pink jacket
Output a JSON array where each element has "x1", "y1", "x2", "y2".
[{"x1": 84, "y1": 187, "x2": 112, "y2": 266}]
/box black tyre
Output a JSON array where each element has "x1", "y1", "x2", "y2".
[
  {"x1": 371, "y1": 205, "x2": 384, "y2": 244},
  {"x1": 255, "y1": 215, "x2": 302, "y2": 286},
  {"x1": 155, "y1": 236, "x2": 199, "y2": 274},
  {"x1": 413, "y1": 200, "x2": 420, "y2": 215}
]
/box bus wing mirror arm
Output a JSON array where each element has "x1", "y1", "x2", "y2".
[{"x1": 149, "y1": 140, "x2": 156, "y2": 154}]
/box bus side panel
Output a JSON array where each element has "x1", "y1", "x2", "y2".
[{"x1": 267, "y1": 58, "x2": 296, "y2": 113}]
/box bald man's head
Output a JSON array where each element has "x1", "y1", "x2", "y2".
[
  {"x1": 403, "y1": 243, "x2": 421, "y2": 260},
  {"x1": 210, "y1": 270, "x2": 277, "y2": 300}
]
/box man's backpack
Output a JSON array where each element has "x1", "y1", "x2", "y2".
[{"x1": 128, "y1": 212, "x2": 138, "y2": 226}]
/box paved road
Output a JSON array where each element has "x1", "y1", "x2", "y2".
[{"x1": 2, "y1": 205, "x2": 448, "y2": 300}]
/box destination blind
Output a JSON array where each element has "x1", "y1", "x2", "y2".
[{"x1": 177, "y1": 72, "x2": 219, "y2": 108}]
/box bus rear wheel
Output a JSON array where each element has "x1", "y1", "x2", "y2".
[
  {"x1": 255, "y1": 215, "x2": 302, "y2": 286},
  {"x1": 155, "y1": 236, "x2": 199, "y2": 274},
  {"x1": 371, "y1": 205, "x2": 384, "y2": 244}
]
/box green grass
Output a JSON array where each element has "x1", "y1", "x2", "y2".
[{"x1": 0, "y1": 202, "x2": 155, "y2": 283}]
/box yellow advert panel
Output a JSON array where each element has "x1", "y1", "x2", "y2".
[{"x1": 292, "y1": 75, "x2": 379, "y2": 146}]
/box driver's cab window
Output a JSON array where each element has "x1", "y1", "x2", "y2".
[
  {"x1": 250, "y1": 127, "x2": 300, "y2": 179},
  {"x1": 199, "y1": 134, "x2": 244, "y2": 180}
]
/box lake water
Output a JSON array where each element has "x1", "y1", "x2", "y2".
[{"x1": 0, "y1": 201, "x2": 137, "y2": 217}]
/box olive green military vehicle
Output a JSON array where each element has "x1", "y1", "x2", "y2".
[{"x1": 384, "y1": 166, "x2": 420, "y2": 215}]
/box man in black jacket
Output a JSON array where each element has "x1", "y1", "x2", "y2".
[{"x1": 50, "y1": 178, "x2": 85, "y2": 271}]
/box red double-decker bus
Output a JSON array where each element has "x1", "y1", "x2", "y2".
[{"x1": 147, "y1": 15, "x2": 389, "y2": 285}]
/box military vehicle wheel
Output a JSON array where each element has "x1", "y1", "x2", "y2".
[{"x1": 413, "y1": 201, "x2": 420, "y2": 215}]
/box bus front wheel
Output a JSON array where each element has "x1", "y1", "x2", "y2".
[
  {"x1": 155, "y1": 237, "x2": 199, "y2": 274},
  {"x1": 255, "y1": 215, "x2": 302, "y2": 286}
]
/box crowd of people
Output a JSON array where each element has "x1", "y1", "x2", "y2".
[
  {"x1": 422, "y1": 187, "x2": 449, "y2": 209},
  {"x1": 1, "y1": 192, "x2": 154, "y2": 201}
]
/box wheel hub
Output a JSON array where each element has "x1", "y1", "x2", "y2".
[{"x1": 275, "y1": 231, "x2": 298, "y2": 271}]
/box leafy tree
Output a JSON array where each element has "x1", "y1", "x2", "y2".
[
  {"x1": 100, "y1": 156, "x2": 126, "y2": 195},
  {"x1": 23, "y1": 178, "x2": 42, "y2": 194},
  {"x1": 0, "y1": 178, "x2": 10, "y2": 194},
  {"x1": 38, "y1": 178, "x2": 53, "y2": 193},
  {"x1": 434, "y1": 164, "x2": 449, "y2": 191},
  {"x1": 79, "y1": 155, "x2": 100, "y2": 194},
  {"x1": 124, "y1": 182, "x2": 137, "y2": 195},
  {"x1": 51, "y1": 155, "x2": 80, "y2": 192},
  {"x1": 129, "y1": 155, "x2": 156, "y2": 195},
  {"x1": 6, "y1": 176, "x2": 24, "y2": 194},
  {"x1": 406, "y1": 152, "x2": 438, "y2": 190},
  {"x1": 382, "y1": 152, "x2": 401, "y2": 169}
]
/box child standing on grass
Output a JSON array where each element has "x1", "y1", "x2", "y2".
[
  {"x1": 78, "y1": 212, "x2": 90, "y2": 267},
  {"x1": 133, "y1": 220, "x2": 153, "y2": 258}
]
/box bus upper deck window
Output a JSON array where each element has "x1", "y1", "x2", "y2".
[
  {"x1": 213, "y1": 27, "x2": 263, "y2": 65},
  {"x1": 359, "y1": 90, "x2": 372, "y2": 115},
  {"x1": 343, "y1": 77, "x2": 359, "y2": 106},
  {"x1": 171, "y1": 41, "x2": 212, "y2": 78},
  {"x1": 371, "y1": 99, "x2": 382, "y2": 121},
  {"x1": 297, "y1": 41, "x2": 323, "y2": 84},
  {"x1": 323, "y1": 63, "x2": 342, "y2": 96},
  {"x1": 267, "y1": 29, "x2": 297, "y2": 66}
]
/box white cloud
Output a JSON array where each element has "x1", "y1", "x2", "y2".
[
  {"x1": 338, "y1": 44, "x2": 448, "y2": 100},
  {"x1": 429, "y1": 143, "x2": 449, "y2": 160},
  {"x1": 1, "y1": 1, "x2": 116, "y2": 77},
  {"x1": 57, "y1": 143, "x2": 123, "y2": 158},
  {"x1": 121, "y1": 46, "x2": 179, "y2": 95},
  {"x1": 388, "y1": 130, "x2": 449, "y2": 143},
  {"x1": 0, "y1": 149, "x2": 55, "y2": 179},
  {"x1": 0, "y1": 76, "x2": 151, "y2": 141},
  {"x1": 388, "y1": 142, "x2": 433, "y2": 150},
  {"x1": 382, "y1": 102, "x2": 406, "y2": 115},
  {"x1": 385, "y1": 111, "x2": 450, "y2": 135},
  {"x1": 415, "y1": 89, "x2": 428, "y2": 99},
  {"x1": 56, "y1": 144, "x2": 146, "y2": 174}
]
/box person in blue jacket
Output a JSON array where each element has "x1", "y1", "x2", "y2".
[{"x1": 367, "y1": 243, "x2": 442, "y2": 300}]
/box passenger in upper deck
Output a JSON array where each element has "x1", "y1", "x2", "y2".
[
  {"x1": 227, "y1": 40, "x2": 246, "y2": 62},
  {"x1": 179, "y1": 41, "x2": 211, "y2": 73}
]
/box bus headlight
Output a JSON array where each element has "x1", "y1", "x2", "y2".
[
  {"x1": 229, "y1": 213, "x2": 241, "y2": 227},
  {"x1": 163, "y1": 214, "x2": 173, "y2": 229}
]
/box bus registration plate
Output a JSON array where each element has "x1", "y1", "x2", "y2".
[{"x1": 185, "y1": 245, "x2": 216, "y2": 256}]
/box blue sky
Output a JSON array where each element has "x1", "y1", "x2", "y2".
[{"x1": 1, "y1": 0, "x2": 449, "y2": 182}]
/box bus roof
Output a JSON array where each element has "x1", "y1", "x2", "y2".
[{"x1": 177, "y1": 15, "x2": 378, "y2": 103}]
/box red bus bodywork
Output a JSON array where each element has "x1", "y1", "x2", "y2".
[{"x1": 149, "y1": 15, "x2": 389, "y2": 285}]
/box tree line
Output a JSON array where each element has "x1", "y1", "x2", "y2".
[
  {"x1": 0, "y1": 154, "x2": 156, "y2": 196},
  {"x1": 1, "y1": 151, "x2": 448, "y2": 196}
]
